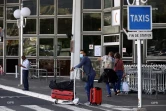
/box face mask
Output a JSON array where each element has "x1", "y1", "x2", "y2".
[{"x1": 80, "y1": 54, "x2": 83, "y2": 58}]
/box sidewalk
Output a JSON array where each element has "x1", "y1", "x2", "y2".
[{"x1": 0, "y1": 74, "x2": 166, "y2": 109}]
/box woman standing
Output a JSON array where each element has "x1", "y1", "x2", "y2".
[{"x1": 114, "y1": 53, "x2": 124, "y2": 95}]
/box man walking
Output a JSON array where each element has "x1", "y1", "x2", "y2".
[
  {"x1": 18, "y1": 55, "x2": 30, "y2": 91},
  {"x1": 71, "y1": 50, "x2": 96, "y2": 105}
]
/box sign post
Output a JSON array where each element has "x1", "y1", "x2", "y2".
[{"x1": 125, "y1": 0, "x2": 152, "y2": 109}]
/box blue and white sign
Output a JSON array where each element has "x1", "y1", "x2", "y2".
[{"x1": 128, "y1": 5, "x2": 152, "y2": 31}]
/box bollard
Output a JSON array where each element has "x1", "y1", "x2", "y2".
[{"x1": 15, "y1": 65, "x2": 18, "y2": 78}]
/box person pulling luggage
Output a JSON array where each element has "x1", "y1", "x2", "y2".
[{"x1": 70, "y1": 50, "x2": 96, "y2": 105}]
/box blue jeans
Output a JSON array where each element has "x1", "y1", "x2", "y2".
[
  {"x1": 23, "y1": 70, "x2": 29, "y2": 90},
  {"x1": 114, "y1": 70, "x2": 123, "y2": 91},
  {"x1": 85, "y1": 75, "x2": 95, "y2": 101},
  {"x1": 106, "y1": 82, "x2": 116, "y2": 95}
]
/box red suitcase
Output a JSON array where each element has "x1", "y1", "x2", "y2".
[
  {"x1": 90, "y1": 87, "x2": 102, "y2": 105},
  {"x1": 51, "y1": 89, "x2": 74, "y2": 100}
]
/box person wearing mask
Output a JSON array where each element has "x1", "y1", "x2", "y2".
[
  {"x1": 18, "y1": 55, "x2": 30, "y2": 91},
  {"x1": 98, "y1": 52, "x2": 116, "y2": 97},
  {"x1": 70, "y1": 50, "x2": 96, "y2": 105},
  {"x1": 114, "y1": 52, "x2": 124, "y2": 95}
]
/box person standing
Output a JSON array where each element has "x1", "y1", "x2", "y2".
[
  {"x1": 18, "y1": 55, "x2": 30, "y2": 91},
  {"x1": 70, "y1": 50, "x2": 96, "y2": 105},
  {"x1": 114, "y1": 52, "x2": 124, "y2": 95}
]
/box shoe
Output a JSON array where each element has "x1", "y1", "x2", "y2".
[
  {"x1": 106, "y1": 94, "x2": 111, "y2": 97},
  {"x1": 115, "y1": 92, "x2": 118, "y2": 95},
  {"x1": 84, "y1": 102, "x2": 90, "y2": 105},
  {"x1": 22, "y1": 89, "x2": 29, "y2": 91}
]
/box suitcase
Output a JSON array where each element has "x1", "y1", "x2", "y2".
[
  {"x1": 51, "y1": 89, "x2": 74, "y2": 100},
  {"x1": 90, "y1": 87, "x2": 102, "y2": 105}
]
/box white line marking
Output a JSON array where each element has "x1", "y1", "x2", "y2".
[
  {"x1": 101, "y1": 104, "x2": 134, "y2": 111},
  {"x1": 112, "y1": 108, "x2": 134, "y2": 111},
  {"x1": 22, "y1": 105, "x2": 53, "y2": 111},
  {"x1": 55, "y1": 104, "x2": 92, "y2": 111},
  {"x1": 0, "y1": 106, "x2": 16, "y2": 111}
]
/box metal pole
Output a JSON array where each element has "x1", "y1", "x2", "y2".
[
  {"x1": 15, "y1": 65, "x2": 18, "y2": 78},
  {"x1": 20, "y1": 3, "x2": 23, "y2": 85},
  {"x1": 136, "y1": 0, "x2": 142, "y2": 108}
]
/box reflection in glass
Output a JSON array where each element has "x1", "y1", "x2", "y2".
[
  {"x1": 91, "y1": 60, "x2": 100, "y2": 79},
  {"x1": 83, "y1": 13, "x2": 101, "y2": 31},
  {"x1": 104, "y1": 12, "x2": 111, "y2": 26},
  {"x1": 123, "y1": 9, "x2": 127, "y2": 28},
  {"x1": 7, "y1": 6, "x2": 19, "y2": 20},
  {"x1": 0, "y1": 0, "x2": 4, "y2": 4},
  {"x1": 57, "y1": 38, "x2": 70, "y2": 56},
  {"x1": 23, "y1": 0, "x2": 37, "y2": 15},
  {"x1": 23, "y1": 38, "x2": 37, "y2": 56},
  {"x1": 7, "y1": 23, "x2": 19, "y2": 36},
  {"x1": 0, "y1": 7, "x2": 3, "y2": 17},
  {"x1": 40, "y1": 18, "x2": 54, "y2": 34},
  {"x1": 104, "y1": 0, "x2": 111, "y2": 8},
  {"x1": 123, "y1": 34, "x2": 132, "y2": 57},
  {"x1": 83, "y1": 35, "x2": 101, "y2": 56},
  {"x1": 39, "y1": 59, "x2": 54, "y2": 76},
  {"x1": 0, "y1": 43, "x2": 3, "y2": 56},
  {"x1": 58, "y1": 0, "x2": 72, "y2": 15},
  {"x1": 147, "y1": 29, "x2": 166, "y2": 56},
  {"x1": 57, "y1": 60, "x2": 70, "y2": 76},
  {"x1": 104, "y1": 35, "x2": 119, "y2": 42},
  {"x1": 40, "y1": 0, "x2": 54, "y2": 15},
  {"x1": 7, "y1": 0, "x2": 19, "y2": 3},
  {"x1": 147, "y1": 0, "x2": 166, "y2": 23},
  {"x1": 58, "y1": 18, "x2": 72, "y2": 34},
  {"x1": 23, "y1": 19, "x2": 36, "y2": 34},
  {"x1": 39, "y1": 38, "x2": 54, "y2": 56},
  {"x1": 6, "y1": 40, "x2": 19, "y2": 56},
  {"x1": 83, "y1": 0, "x2": 101, "y2": 9}
]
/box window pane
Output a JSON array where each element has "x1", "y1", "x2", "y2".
[
  {"x1": 40, "y1": 18, "x2": 54, "y2": 34},
  {"x1": 6, "y1": 40, "x2": 19, "y2": 56},
  {"x1": 57, "y1": 60, "x2": 70, "y2": 76},
  {"x1": 40, "y1": 0, "x2": 54, "y2": 15},
  {"x1": 58, "y1": 18, "x2": 72, "y2": 34},
  {"x1": 123, "y1": 9, "x2": 127, "y2": 28},
  {"x1": 23, "y1": 38, "x2": 37, "y2": 56},
  {"x1": 83, "y1": 0, "x2": 101, "y2": 9},
  {"x1": 83, "y1": 13, "x2": 101, "y2": 31},
  {"x1": 39, "y1": 38, "x2": 54, "y2": 56},
  {"x1": 0, "y1": 0, "x2": 4, "y2": 4},
  {"x1": 104, "y1": 0, "x2": 111, "y2": 8},
  {"x1": 7, "y1": 23, "x2": 19, "y2": 37},
  {"x1": 39, "y1": 59, "x2": 54, "y2": 76},
  {"x1": 57, "y1": 38, "x2": 70, "y2": 56},
  {"x1": 7, "y1": 0, "x2": 19, "y2": 3},
  {"x1": 23, "y1": 19, "x2": 36, "y2": 34},
  {"x1": 83, "y1": 35, "x2": 101, "y2": 56},
  {"x1": 0, "y1": 7, "x2": 3, "y2": 17},
  {"x1": 147, "y1": 29, "x2": 166, "y2": 56},
  {"x1": 147, "y1": 0, "x2": 166, "y2": 23},
  {"x1": 58, "y1": 0, "x2": 73, "y2": 15},
  {"x1": 0, "y1": 20, "x2": 3, "y2": 28},
  {"x1": 123, "y1": 34, "x2": 132, "y2": 57},
  {"x1": 6, "y1": 59, "x2": 18, "y2": 73},
  {"x1": 104, "y1": 12, "x2": 111, "y2": 26},
  {"x1": 23, "y1": 0, "x2": 37, "y2": 15},
  {"x1": 7, "y1": 6, "x2": 19, "y2": 20},
  {"x1": 104, "y1": 35, "x2": 119, "y2": 42}
]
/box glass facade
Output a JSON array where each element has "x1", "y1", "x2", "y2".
[{"x1": 0, "y1": 0, "x2": 166, "y2": 76}]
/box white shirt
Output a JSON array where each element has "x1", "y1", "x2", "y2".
[{"x1": 22, "y1": 59, "x2": 30, "y2": 70}]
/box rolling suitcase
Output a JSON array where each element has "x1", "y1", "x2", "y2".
[
  {"x1": 51, "y1": 89, "x2": 74, "y2": 100},
  {"x1": 90, "y1": 87, "x2": 102, "y2": 105}
]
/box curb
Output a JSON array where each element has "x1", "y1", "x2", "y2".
[{"x1": 0, "y1": 84, "x2": 54, "y2": 102}]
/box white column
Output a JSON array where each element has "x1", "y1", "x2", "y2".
[
  {"x1": 136, "y1": 0, "x2": 142, "y2": 108},
  {"x1": 73, "y1": 0, "x2": 81, "y2": 79},
  {"x1": 20, "y1": 3, "x2": 23, "y2": 85},
  {"x1": 70, "y1": 0, "x2": 76, "y2": 80}
]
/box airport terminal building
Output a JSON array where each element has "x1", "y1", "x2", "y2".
[{"x1": 0, "y1": 0, "x2": 165, "y2": 78}]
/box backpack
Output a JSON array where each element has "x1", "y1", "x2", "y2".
[{"x1": 102, "y1": 55, "x2": 114, "y2": 69}]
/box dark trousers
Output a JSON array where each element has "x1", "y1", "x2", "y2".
[{"x1": 23, "y1": 70, "x2": 29, "y2": 90}]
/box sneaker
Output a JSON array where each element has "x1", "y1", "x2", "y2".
[
  {"x1": 106, "y1": 94, "x2": 111, "y2": 97},
  {"x1": 84, "y1": 102, "x2": 90, "y2": 105}
]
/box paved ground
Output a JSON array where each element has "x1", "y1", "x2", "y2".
[{"x1": 0, "y1": 75, "x2": 166, "y2": 111}]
